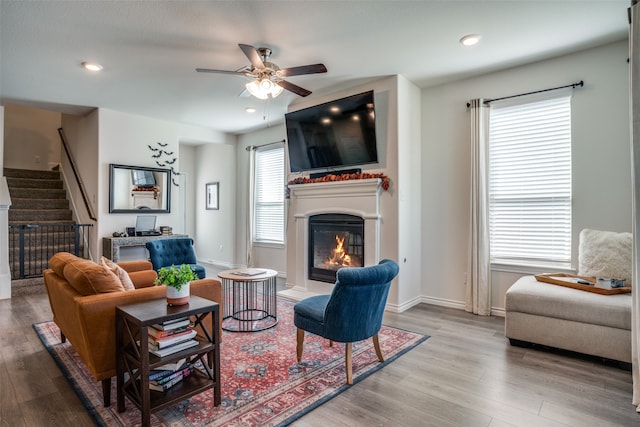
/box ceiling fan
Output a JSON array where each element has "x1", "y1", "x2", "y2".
[{"x1": 196, "y1": 44, "x2": 327, "y2": 99}]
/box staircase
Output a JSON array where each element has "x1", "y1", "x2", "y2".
[
  {"x1": 6, "y1": 167, "x2": 72, "y2": 223},
  {"x1": 5, "y1": 167, "x2": 76, "y2": 295}
]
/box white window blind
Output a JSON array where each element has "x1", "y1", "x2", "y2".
[
  {"x1": 489, "y1": 94, "x2": 572, "y2": 264},
  {"x1": 254, "y1": 146, "x2": 285, "y2": 244}
]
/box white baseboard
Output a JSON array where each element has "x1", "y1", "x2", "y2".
[
  {"x1": 420, "y1": 295, "x2": 466, "y2": 311},
  {"x1": 418, "y1": 295, "x2": 505, "y2": 317},
  {"x1": 385, "y1": 295, "x2": 423, "y2": 313},
  {"x1": 491, "y1": 307, "x2": 506, "y2": 317},
  {"x1": 0, "y1": 272, "x2": 11, "y2": 300}
]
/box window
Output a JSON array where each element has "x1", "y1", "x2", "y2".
[
  {"x1": 489, "y1": 94, "x2": 572, "y2": 265},
  {"x1": 253, "y1": 146, "x2": 285, "y2": 244}
]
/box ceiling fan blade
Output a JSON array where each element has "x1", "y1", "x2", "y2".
[
  {"x1": 277, "y1": 80, "x2": 312, "y2": 97},
  {"x1": 239, "y1": 44, "x2": 265, "y2": 70},
  {"x1": 196, "y1": 68, "x2": 248, "y2": 76},
  {"x1": 279, "y1": 64, "x2": 327, "y2": 77}
]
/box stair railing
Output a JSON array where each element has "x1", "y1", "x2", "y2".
[
  {"x1": 57, "y1": 128, "x2": 97, "y2": 221},
  {"x1": 8, "y1": 223, "x2": 92, "y2": 279}
]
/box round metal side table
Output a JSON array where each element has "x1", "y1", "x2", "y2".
[{"x1": 218, "y1": 268, "x2": 278, "y2": 332}]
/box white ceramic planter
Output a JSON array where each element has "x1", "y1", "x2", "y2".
[{"x1": 165, "y1": 282, "x2": 190, "y2": 306}]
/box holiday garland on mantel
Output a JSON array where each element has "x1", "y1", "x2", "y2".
[{"x1": 287, "y1": 172, "x2": 390, "y2": 191}]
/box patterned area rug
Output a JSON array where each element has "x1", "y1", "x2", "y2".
[{"x1": 34, "y1": 298, "x2": 428, "y2": 427}]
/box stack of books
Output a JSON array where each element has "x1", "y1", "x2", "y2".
[
  {"x1": 148, "y1": 358, "x2": 192, "y2": 392},
  {"x1": 148, "y1": 317, "x2": 198, "y2": 358},
  {"x1": 147, "y1": 318, "x2": 198, "y2": 392},
  {"x1": 160, "y1": 226, "x2": 172, "y2": 235}
]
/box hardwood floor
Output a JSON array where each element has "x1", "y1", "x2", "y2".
[{"x1": 0, "y1": 292, "x2": 637, "y2": 426}]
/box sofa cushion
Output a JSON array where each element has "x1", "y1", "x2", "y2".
[
  {"x1": 578, "y1": 229, "x2": 632, "y2": 281},
  {"x1": 63, "y1": 257, "x2": 125, "y2": 295},
  {"x1": 505, "y1": 275, "x2": 631, "y2": 330},
  {"x1": 49, "y1": 252, "x2": 77, "y2": 277},
  {"x1": 100, "y1": 256, "x2": 135, "y2": 290}
]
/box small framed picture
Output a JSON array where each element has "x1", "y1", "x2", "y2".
[{"x1": 206, "y1": 182, "x2": 219, "y2": 210}]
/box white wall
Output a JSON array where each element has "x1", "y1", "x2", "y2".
[
  {"x1": 421, "y1": 40, "x2": 632, "y2": 313},
  {"x1": 396, "y1": 75, "x2": 423, "y2": 310},
  {"x1": 0, "y1": 106, "x2": 4, "y2": 171},
  {"x1": 179, "y1": 144, "x2": 197, "y2": 240},
  {"x1": 4, "y1": 104, "x2": 61, "y2": 170},
  {"x1": 96, "y1": 109, "x2": 227, "y2": 259},
  {"x1": 0, "y1": 106, "x2": 8, "y2": 299},
  {"x1": 192, "y1": 142, "x2": 236, "y2": 268}
]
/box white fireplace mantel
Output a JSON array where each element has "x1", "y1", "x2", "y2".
[
  {"x1": 282, "y1": 178, "x2": 383, "y2": 300},
  {"x1": 288, "y1": 178, "x2": 382, "y2": 200}
]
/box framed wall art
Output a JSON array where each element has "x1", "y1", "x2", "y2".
[{"x1": 206, "y1": 182, "x2": 219, "y2": 210}]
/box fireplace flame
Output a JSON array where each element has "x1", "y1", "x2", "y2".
[{"x1": 325, "y1": 235, "x2": 353, "y2": 268}]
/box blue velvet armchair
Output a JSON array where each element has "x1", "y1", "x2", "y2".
[
  {"x1": 145, "y1": 238, "x2": 206, "y2": 279},
  {"x1": 293, "y1": 259, "x2": 400, "y2": 384}
]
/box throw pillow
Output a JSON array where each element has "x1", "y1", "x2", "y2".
[
  {"x1": 63, "y1": 258, "x2": 125, "y2": 295},
  {"x1": 100, "y1": 256, "x2": 135, "y2": 291},
  {"x1": 578, "y1": 229, "x2": 632, "y2": 281}
]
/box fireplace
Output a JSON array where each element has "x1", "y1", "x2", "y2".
[
  {"x1": 283, "y1": 178, "x2": 382, "y2": 300},
  {"x1": 308, "y1": 214, "x2": 364, "y2": 283}
]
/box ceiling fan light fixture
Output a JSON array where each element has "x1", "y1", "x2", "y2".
[
  {"x1": 246, "y1": 80, "x2": 269, "y2": 99},
  {"x1": 271, "y1": 83, "x2": 284, "y2": 98},
  {"x1": 197, "y1": 44, "x2": 327, "y2": 99},
  {"x1": 260, "y1": 78, "x2": 274, "y2": 91},
  {"x1": 246, "y1": 78, "x2": 284, "y2": 99}
]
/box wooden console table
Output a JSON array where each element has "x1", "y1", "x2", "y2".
[{"x1": 103, "y1": 234, "x2": 188, "y2": 262}]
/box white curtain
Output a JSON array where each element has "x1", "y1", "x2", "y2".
[
  {"x1": 246, "y1": 148, "x2": 256, "y2": 267},
  {"x1": 630, "y1": 0, "x2": 640, "y2": 411},
  {"x1": 466, "y1": 99, "x2": 492, "y2": 315}
]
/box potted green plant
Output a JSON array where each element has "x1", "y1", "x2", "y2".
[{"x1": 154, "y1": 264, "x2": 199, "y2": 306}]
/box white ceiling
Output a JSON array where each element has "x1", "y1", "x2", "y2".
[{"x1": 0, "y1": 1, "x2": 630, "y2": 135}]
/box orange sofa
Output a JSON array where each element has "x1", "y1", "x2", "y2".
[{"x1": 43, "y1": 252, "x2": 223, "y2": 407}]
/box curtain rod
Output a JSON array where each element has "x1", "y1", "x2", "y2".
[
  {"x1": 466, "y1": 80, "x2": 584, "y2": 108},
  {"x1": 245, "y1": 139, "x2": 285, "y2": 151}
]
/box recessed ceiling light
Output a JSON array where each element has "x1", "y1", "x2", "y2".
[
  {"x1": 460, "y1": 34, "x2": 481, "y2": 46},
  {"x1": 82, "y1": 61, "x2": 103, "y2": 71},
  {"x1": 245, "y1": 107, "x2": 257, "y2": 113}
]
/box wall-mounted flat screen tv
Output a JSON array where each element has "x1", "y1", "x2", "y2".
[
  {"x1": 131, "y1": 169, "x2": 156, "y2": 188},
  {"x1": 285, "y1": 90, "x2": 378, "y2": 173}
]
